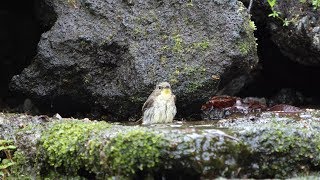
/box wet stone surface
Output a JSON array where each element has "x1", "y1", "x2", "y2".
[{"x1": 1, "y1": 110, "x2": 320, "y2": 178}]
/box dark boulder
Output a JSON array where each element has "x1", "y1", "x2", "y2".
[{"x1": 10, "y1": 0, "x2": 258, "y2": 119}]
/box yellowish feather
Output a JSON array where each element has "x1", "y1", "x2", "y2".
[{"x1": 161, "y1": 89, "x2": 171, "y2": 96}]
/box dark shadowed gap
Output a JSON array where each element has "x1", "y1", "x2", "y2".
[
  {"x1": 0, "y1": 0, "x2": 57, "y2": 109},
  {"x1": 35, "y1": 95, "x2": 93, "y2": 118}
]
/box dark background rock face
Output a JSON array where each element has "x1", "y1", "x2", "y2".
[
  {"x1": 237, "y1": 0, "x2": 320, "y2": 107},
  {"x1": 269, "y1": 0, "x2": 320, "y2": 66},
  {"x1": 242, "y1": 0, "x2": 320, "y2": 66},
  {"x1": 9, "y1": 0, "x2": 258, "y2": 119}
]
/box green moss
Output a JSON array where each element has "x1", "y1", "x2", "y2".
[
  {"x1": 133, "y1": 27, "x2": 147, "y2": 37},
  {"x1": 237, "y1": 40, "x2": 251, "y2": 55},
  {"x1": 167, "y1": 64, "x2": 208, "y2": 88},
  {"x1": 238, "y1": 17, "x2": 256, "y2": 56},
  {"x1": 0, "y1": 139, "x2": 16, "y2": 179},
  {"x1": 185, "y1": 81, "x2": 203, "y2": 93},
  {"x1": 38, "y1": 122, "x2": 167, "y2": 178},
  {"x1": 249, "y1": 20, "x2": 257, "y2": 31},
  {"x1": 172, "y1": 34, "x2": 184, "y2": 53},
  {"x1": 235, "y1": 3, "x2": 257, "y2": 57},
  {"x1": 171, "y1": 35, "x2": 211, "y2": 53},
  {"x1": 192, "y1": 41, "x2": 210, "y2": 50},
  {"x1": 10, "y1": 151, "x2": 27, "y2": 172},
  {"x1": 160, "y1": 55, "x2": 167, "y2": 65},
  {"x1": 8, "y1": 150, "x2": 37, "y2": 180},
  {"x1": 39, "y1": 120, "x2": 111, "y2": 174},
  {"x1": 169, "y1": 78, "x2": 179, "y2": 85},
  {"x1": 101, "y1": 130, "x2": 166, "y2": 176},
  {"x1": 160, "y1": 33, "x2": 212, "y2": 57}
]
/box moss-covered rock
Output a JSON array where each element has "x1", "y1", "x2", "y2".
[
  {"x1": 101, "y1": 130, "x2": 166, "y2": 176},
  {"x1": 217, "y1": 110, "x2": 320, "y2": 178},
  {"x1": 0, "y1": 113, "x2": 245, "y2": 179},
  {"x1": 3, "y1": 111, "x2": 320, "y2": 179},
  {"x1": 39, "y1": 120, "x2": 111, "y2": 174}
]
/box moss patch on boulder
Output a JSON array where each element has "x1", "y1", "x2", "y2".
[
  {"x1": 39, "y1": 120, "x2": 111, "y2": 175},
  {"x1": 101, "y1": 130, "x2": 166, "y2": 176}
]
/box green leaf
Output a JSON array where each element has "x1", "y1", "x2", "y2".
[
  {"x1": 283, "y1": 18, "x2": 291, "y2": 26},
  {"x1": 0, "y1": 139, "x2": 13, "y2": 144},
  {"x1": 268, "y1": 11, "x2": 281, "y2": 18},
  {"x1": 0, "y1": 161, "x2": 15, "y2": 169},
  {"x1": 0, "y1": 145, "x2": 16, "y2": 151},
  {"x1": 6, "y1": 145, "x2": 16, "y2": 150},
  {"x1": 312, "y1": 0, "x2": 320, "y2": 9},
  {"x1": 2, "y1": 159, "x2": 10, "y2": 164},
  {"x1": 267, "y1": 0, "x2": 277, "y2": 8}
]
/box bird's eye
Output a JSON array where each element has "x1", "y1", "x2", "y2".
[{"x1": 158, "y1": 86, "x2": 162, "y2": 89}]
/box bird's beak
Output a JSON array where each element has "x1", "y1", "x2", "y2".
[{"x1": 163, "y1": 88, "x2": 171, "y2": 95}]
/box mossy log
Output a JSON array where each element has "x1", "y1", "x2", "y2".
[{"x1": 1, "y1": 111, "x2": 320, "y2": 179}]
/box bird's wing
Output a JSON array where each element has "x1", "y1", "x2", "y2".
[
  {"x1": 142, "y1": 98, "x2": 154, "y2": 112},
  {"x1": 142, "y1": 90, "x2": 159, "y2": 112}
]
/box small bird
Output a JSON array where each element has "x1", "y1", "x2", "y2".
[{"x1": 142, "y1": 82, "x2": 177, "y2": 124}]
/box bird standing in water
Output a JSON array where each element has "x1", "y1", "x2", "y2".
[{"x1": 142, "y1": 82, "x2": 176, "y2": 124}]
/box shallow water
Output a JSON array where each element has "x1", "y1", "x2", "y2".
[{"x1": 117, "y1": 108, "x2": 320, "y2": 131}]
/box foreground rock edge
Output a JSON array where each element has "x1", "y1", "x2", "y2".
[{"x1": 1, "y1": 111, "x2": 320, "y2": 178}]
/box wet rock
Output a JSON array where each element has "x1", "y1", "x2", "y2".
[
  {"x1": 268, "y1": 88, "x2": 306, "y2": 107},
  {"x1": 217, "y1": 109, "x2": 320, "y2": 178},
  {"x1": 22, "y1": 98, "x2": 39, "y2": 115},
  {"x1": 201, "y1": 94, "x2": 307, "y2": 120},
  {"x1": 10, "y1": 0, "x2": 258, "y2": 119},
  {"x1": 0, "y1": 113, "x2": 247, "y2": 179},
  {"x1": 268, "y1": 104, "x2": 302, "y2": 113},
  {"x1": 201, "y1": 96, "x2": 238, "y2": 110},
  {"x1": 201, "y1": 95, "x2": 267, "y2": 120},
  {"x1": 3, "y1": 111, "x2": 320, "y2": 178}
]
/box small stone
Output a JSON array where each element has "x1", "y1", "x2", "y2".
[
  {"x1": 18, "y1": 123, "x2": 25, "y2": 129},
  {"x1": 53, "y1": 113, "x2": 62, "y2": 119},
  {"x1": 312, "y1": 26, "x2": 320, "y2": 33}
]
